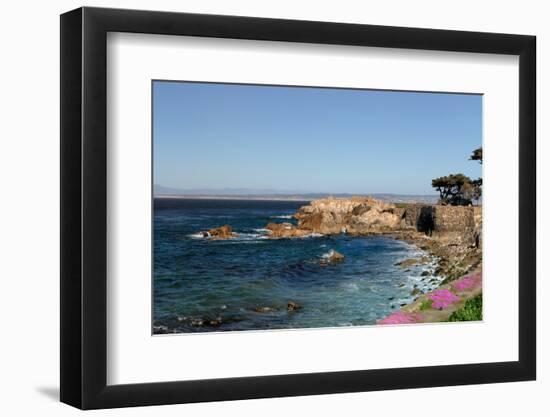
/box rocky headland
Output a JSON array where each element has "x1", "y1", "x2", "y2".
[
  {"x1": 291, "y1": 196, "x2": 482, "y2": 281},
  {"x1": 196, "y1": 196, "x2": 482, "y2": 325},
  {"x1": 201, "y1": 196, "x2": 482, "y2": 281},
  {"x1": 289, "y1": 196, "x2": 483, "y2": 323},
  {"x1": 203, "y1": 196, "x2": 481, "y2": 281}
]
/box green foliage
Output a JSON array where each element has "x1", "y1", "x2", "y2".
[
  {"x1": 469, "y1": 147, "x2": 483, "y2": 202},
  {"x1": 419, "y1": 299, "x2": 433, "y2": 311},
  {"x1": 448, "y1": 294, "x2": 483, "y2": 322},
  {"x1": 470, "y1": 147, "x2": 483, "y2": 164},
  {"x1": 431, "y1": 173, "x2": 474, "y2": 206},
  {"x1": 431, "y1": 146, "x2": 483, "y2": 206}
]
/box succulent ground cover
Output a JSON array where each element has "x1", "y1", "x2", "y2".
[{"x1": 378, "y1": 271, "x2": 482, "y2": 325}]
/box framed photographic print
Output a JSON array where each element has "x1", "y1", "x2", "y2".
[{"x1": 60, "y1": 7, "x2": 536, "y2": 409}]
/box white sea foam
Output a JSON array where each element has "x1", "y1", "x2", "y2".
[
  {"x1": 321, "y1": 249, "x2": 337, "y2": 259},
  {"x1": 188, "y1": 232, "x2": 207, "y2": 239},
  {"x1": 242, "y1": 234, "x2": 269, "y2": 241},
  {"x1": 343, "y1": 282, "x2": 360, "y2": 292},
  {"x1": 270, "y1": 214, "x2": 293, "y2": 219}
]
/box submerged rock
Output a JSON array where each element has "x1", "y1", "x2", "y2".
[
  {"x1": 177, "y1": 316, "x2": 223, "y2": 327},
  {"x1": 153, "y1": 325, "x2": 169, "y2": 334},
  {"x1": 207, "y1": 319, "x2": 222, "y2": 327},
  {"x1": 287, "y1": 301, "x2": 301, "y2": 312},
  {"x1": 320, "y1": 249, "x2": 345, "y2": 265},
  {"x1": 190, "y1": 318, "x2": 205, "y2": 327}
]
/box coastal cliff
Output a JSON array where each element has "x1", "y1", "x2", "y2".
[
  {"x1": 292, "y1": 197, "x2": 482, "y2": 284},
  {"x1": 290, "y1": 196, "x2": 483, "y2": 323},
  {"x1": 202, "y1": 196, "x2": 482, "y2": 277},
  {"x1": 295, "y1": 197, "x2": 402, "y2": 234},
  {"x1": 294, "y1": 196, "x2": 481, "y2": 245}
]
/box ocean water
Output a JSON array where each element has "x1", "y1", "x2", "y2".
[{"x1": 153, "y1": 198, "x2": 441, "y2": 334}]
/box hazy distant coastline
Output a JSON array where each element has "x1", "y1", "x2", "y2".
[
  {"x1": 154, "y1": 193, "x2": 439, "y2": 204},
  {"x1": 154, "y1": 185, "x2": 438, "y2": 204},
  {"x1": 155, "y1": 194, "x2": 314, "y2": 202}
]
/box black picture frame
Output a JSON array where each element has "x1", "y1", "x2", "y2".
[{"x1": 60, "y1": 6, "x2": 536, "y2": 410}]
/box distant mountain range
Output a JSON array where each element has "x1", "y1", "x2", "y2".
[
  {"x1": 153, "y1": 185, "x2": 439, "y2": 204},
  {"x1": 154, "y1": 185, "x2": 304, "y2": 195}
]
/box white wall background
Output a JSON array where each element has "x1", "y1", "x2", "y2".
[{"x1": 0, "y1": 0, "x2": 545, "y2": 415}]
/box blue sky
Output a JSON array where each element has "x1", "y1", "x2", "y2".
[{"x1": 153, "y1": 81, "x2": 482, "y2": 195}]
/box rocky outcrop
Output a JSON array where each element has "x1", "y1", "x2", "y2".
[
  {"x1": 204, "y1": 224, "x2": 237, "y2": 239},
  {"x1": 295, "y1": 197, "x2": 403, "y2": 234},
  {"x1": 320, "y1": 249, "x2": 345, "y2": 265},
  {"x1": 292, "y1": 197, "x2": 482, "y2": 249},
  {"x1": 394, "y1": 256, "x2": 430, "y2": 268},
  {"x1": 287, "y1": 301, "x2": 301, "y2": 311},
  {"x1": 283, "y1": 197, "x2": 483, "y2": 283},
  {"x1": 266, "y1": 222, "x2": 312, "y2": 238}
]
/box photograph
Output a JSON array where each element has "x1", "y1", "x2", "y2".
[{"x1": 152, "y1": 81, "x2": 483, "y2": 334}]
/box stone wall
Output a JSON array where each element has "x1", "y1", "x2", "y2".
[
  {"x1": 403, "y1": 204, "x2": 482, "y2": 247},
  {"x1": 402, "y1": 204, "x2": 435, "y2": 233}
]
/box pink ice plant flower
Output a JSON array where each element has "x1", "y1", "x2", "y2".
[
  {"x1": 452, "y1": 272, "x2": 482, "y2": 292},
  {"x1": 428, "y1": 289, "x2": 461, "y2": 310},
  {"x1": 378, "y1": 311, "x2": 425, "y2": 325}
]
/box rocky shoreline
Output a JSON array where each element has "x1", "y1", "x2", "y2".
[
  {"x1": 193, "y1": 196, "x2": 482, "y2": 327},
  {"x1": 288, "y1": 196, "x2": 483, "y2": 322}
]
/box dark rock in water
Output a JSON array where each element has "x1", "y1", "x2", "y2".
[
  {"x1": 177, "y1": 316, "x2": 223, "y2": 327},
  {"x1": 421, "y1": 270, "x2": 430, "y2": 276},
  {"x1": 411, "y1": 288, "x2": 421, "y2": 296},
  {"x1": 202, "y1": 231, "x2": 210, "y2": 238},
  {"x1": 320, "y1": 249, "x2": 345, "y2": 265},
  {"x1": 400, "y1": 303, "x2": 407, "y2": 307},
  {"x1": 287, "y1": 301, "x2": 301, "y2": 312},
  {"x1": 398, "y1": 283, "x2": 406, "y2": 288},
  {"x1": 190, "y1": 318, "x2": 204, "y2": 327},
  {"x1": 207, "y1": 318, "x2": 222, "y2": 327},
  {"x1": 153, "y1": 325, "x2": 169, "y2": 334},
  {"x1": 388, "y1": 296, "x2": 395, "y2": 301},
  {"x1": 254, "y1": 306, "x2": 278, "y2": 313}
]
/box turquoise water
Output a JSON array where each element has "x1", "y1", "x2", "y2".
[{"x1": 153, "y1": 198, "x2": 440, "y2": 333}]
